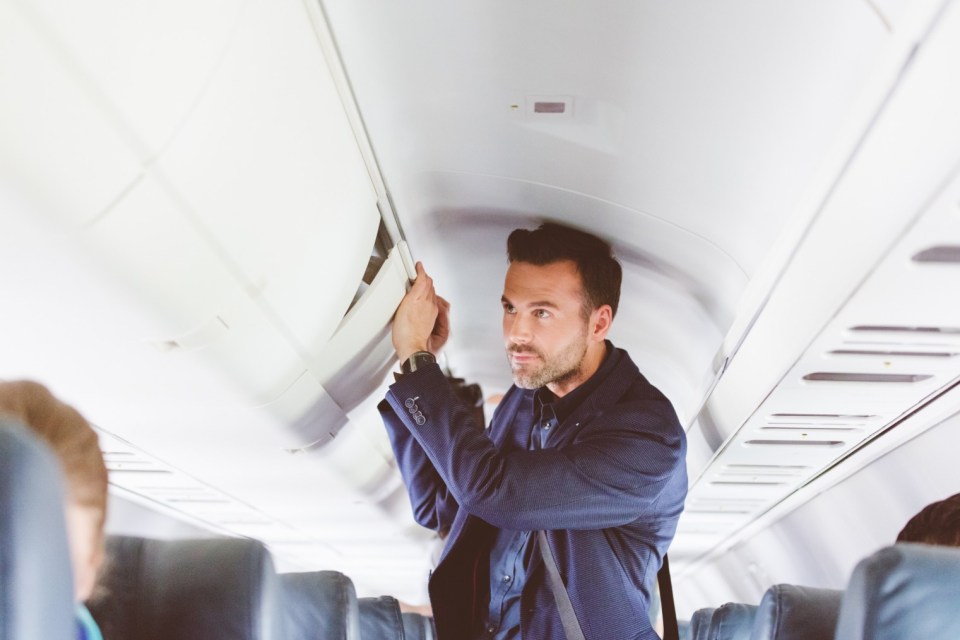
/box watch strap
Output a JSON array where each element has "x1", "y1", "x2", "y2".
[{"x1": 401, "y1": 351, "x2": 436, "y2": 374}]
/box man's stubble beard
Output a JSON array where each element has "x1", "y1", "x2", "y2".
[{"x1": 509, "y1": 329, "x2": 589, "y2": 390}]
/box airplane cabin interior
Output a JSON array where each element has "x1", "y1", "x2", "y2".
[{"x1": 2, "y1": 0, "x2": 960, "y2": 638}]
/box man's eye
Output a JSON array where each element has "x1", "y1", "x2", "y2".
[
  {"x1": 503, "y1": 304, "x2": 516, "y2": 314},
  {"x1": 536, "y1": 310, "x2": 551, "y2": 319}
]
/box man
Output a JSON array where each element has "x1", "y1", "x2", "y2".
[{"x1": 379, "y1": 223, "x2": 687, "y2": 640}]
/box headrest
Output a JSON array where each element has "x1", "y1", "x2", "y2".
[
  {"x1": 358, "y1": 596, "x2": 404, "y2": 640},
  {"x1": 834, "y1": 543, "x2": 960, "y2": 640},
  {"x1": 749, "y1": 584, "x2": 841, "y2": 640},
  {"x1": 0, "y1": 419, "x2": 74, "y2": 640},
  {"x1": 401, "y1": 612, "x2": 436, "y2": 640},
  {"x1": 87, "y1": 535, "x2": 281, "y2": 640},
  {"x1": 280, "y1": 571, "x2": 360, "y2": 640},
  {"x1": 691, "y1": 607, "x2": 716, "y2": 640},
  {"x1": 706, "y1": 602, "x2": 757, "y2": 640}
]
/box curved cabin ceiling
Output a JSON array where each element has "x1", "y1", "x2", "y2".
[{"x1": 320, "y1": 0, "x2": 900, "y2": 416}]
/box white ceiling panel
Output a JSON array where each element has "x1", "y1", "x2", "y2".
[
  {"x1": 20, "y1": 0, "x2": 243, "y2": 156},
  {"x1": 322, "y1": 0, "x2": 889, "y2": 274},
  {"x1": 0, "y1": 2, "x2": 141, "y2": 228}
]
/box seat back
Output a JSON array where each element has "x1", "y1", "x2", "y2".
[
  {"x1": 281, "y1": 571, "x2": 360, "y2": 640},
  {"x1": 706, "y1": 603, "x2": 757, "y2": 640},
  {"x1": 88, "y1": 535, "x2": 282, "y2": 640},
  {"x1": 749, "y1": 584, "x2": 841, "y2": 640},
  {"x1": 358, "y1": 596, "x2": 405, "y2": 640},
  {"x1": 691, "y1": 607, "x2": 716, "y2": 640},
  {"x1": 834, "y1": 543, "x2": 960, "y2": 640},
  {"x1": 0, "y1": 419, "x2": 74, "y2": 640},
  {"x1": 400, "y1": 612, "x2": 435, "y2": 640}
]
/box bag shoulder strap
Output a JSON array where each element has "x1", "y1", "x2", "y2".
[
  {"x1": 658, "y1": 554, "x2": 679, "y2": 640},
  {"x1": 539, "y1": 531, "x2": 679, "y2": 640},
  {"x1": 538, "y1": 531, "x2": 586, "y2": 640}
]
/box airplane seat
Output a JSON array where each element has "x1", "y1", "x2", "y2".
[
  {"x1": 358, "y1": 595, "x2": 405, "y2": 640},
  {"x1": 691, "y1": 607, "x2": 716, "y2": 640},
  {"x1": 400, "y1": 612, "x2": 435, "y2": 640},
  {"x1": 0, "y1": 419, "x2": 75, "y2": 640},
  {"x1": 833, "y1": 543, "x2": 960, "y2": 640},
  {"x1": 678, "y1": 619, "x2": 692, "y2": 640},
  {"x1": 280, "y1": 570, "x2": 361, "y2": 640},
  {"x1": 87, "y1": 535, "x2": 282, "y2": 640},
  {"x1": 705, "y1": 602, "x2": 758, "y2": 640},
  {"x1": 749, "y1": 584, "x2": 841, "y2": 640}
]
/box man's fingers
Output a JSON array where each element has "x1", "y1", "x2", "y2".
[{"x1": 411, "y1": 262, "x2": 436, "y2": 297}]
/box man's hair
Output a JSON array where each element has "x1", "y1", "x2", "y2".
[
  {"x1": 506, "y1": 222, "x2": 622, "y2": 317},
  {"x1": 897, "y1": 493, "x2": 960, "y2": 547}
]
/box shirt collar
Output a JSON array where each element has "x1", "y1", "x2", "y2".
[{"x1": 534, "y1": 340, "x2": 617, "y2": 425}]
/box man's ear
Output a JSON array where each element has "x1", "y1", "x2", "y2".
[{"x1": 590, "y1": 305, "x2": 613, "y2": 342}]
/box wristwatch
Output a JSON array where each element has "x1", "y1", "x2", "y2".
[{"x1": 401, "y1": 351, "x2": 436, "y2": 375}]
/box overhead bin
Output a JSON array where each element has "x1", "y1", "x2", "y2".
[
  {"x1": 1, "y1": 0, "x2": 400, "y2": 414},
  {"x1": 0, "y1": 0, "x2": 422, "y2": 571}
]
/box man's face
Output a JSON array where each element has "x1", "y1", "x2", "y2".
[{"x1": 501, "y1": 260, "x2": 592, "y2": 389}]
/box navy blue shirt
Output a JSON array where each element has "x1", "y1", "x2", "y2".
[{"x1": 476, "y1": 348, "x2": 615, "y2": 639}]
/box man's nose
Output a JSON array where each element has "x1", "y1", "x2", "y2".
[{"x1": 507, "y1": 314, "x2": 532, "y2": 344}]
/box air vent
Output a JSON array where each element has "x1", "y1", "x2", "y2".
[
  {"x1": 525, "y1": 95, "x2": 574, "y2": 118},
  {"x1": 135, "y1": 486, "x2": 207, "y2": 494},
  {"x1": 690, "y1": 497, "x2": 767, "y2": 504},
  {"x1": 214, "y1": 516, "x2": 273, "y2": 525},
  {"x1": 850, "y1": 325, "x2": 960, "y2": 334},
  {"x1": 105, "y1": 460, "x2": 156, "y2": 469},
  {"x1": 829, "y1": 349, "x2": 957, "y2": 357},
  {"x1": 723, "y1": 463, "x2": 810, "y2": 470},
  {"x1": 912, "y1": 245, "x2": 960, "y2": 263},
  {"x1": 803, "y1": 372, "x2": 932, "y2": 383},
  {"x1": 534, "y1": 101, "x2": 566, "y2": 114},
  {"x1": 761, "y1": 426, "x2": 860, "y2": 432},
  {"x1": 720, "y1": 465, "x2": 804, "y2": 476},
  {"x1": 744, "y1": 440, "x2": 845, "y2": 447},
  {"x1": 685, "y1": 508, "x2": 753, "y2": 515},
  {"x1": 768, "y1": 413, "x2": 874, "y2": 420}
]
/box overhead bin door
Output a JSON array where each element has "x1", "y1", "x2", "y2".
[
  {"x1": 1, "y1": 0, "x2": 388, "y2": 404},
  {"x1": 0, "y1": 0, "x2": 425, "y2": 578}
]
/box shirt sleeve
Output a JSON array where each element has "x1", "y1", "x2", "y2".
[{"x1": 385, "y1": 364, "x2": 687, "y2": 531}]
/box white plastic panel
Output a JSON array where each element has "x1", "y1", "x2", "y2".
[
  {"x1": 155, "y1": 0, "x2": 381, "y2": 358},
  {"x1": 0, "y1": 2, "x2": 141, "y2": 227},
  {"x1": 674, "y1": 0, "x2": 960, "y2": 574},
  {"x1": 311, "y1": 244, "x2": 412, "y2": 412},
  {"x1": 22, "y1": 0, "x2": 243, "y2": 157},
  {"x1": 703, "y1": 0, "x2": 960, "y2": 447}
]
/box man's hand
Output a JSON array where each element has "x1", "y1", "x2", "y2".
[{"x1": 392, "y1": 262, "x2": 451, "y2": 362}]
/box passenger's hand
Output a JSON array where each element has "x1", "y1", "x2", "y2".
[{"x1": 392, "y1": 263, "x2": 450, "y2": 362}]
